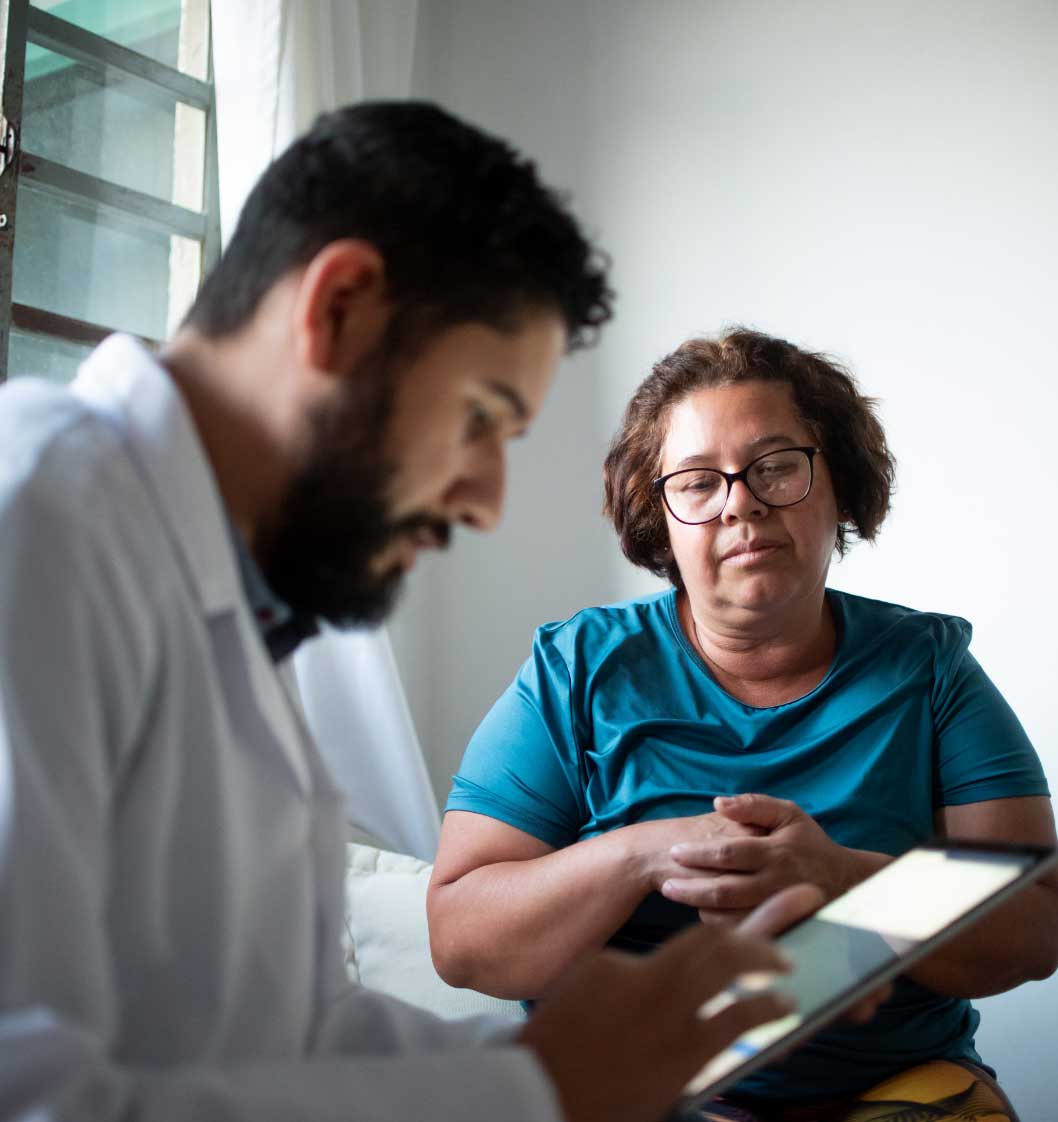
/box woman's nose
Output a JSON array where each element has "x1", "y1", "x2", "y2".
[{"x1": 720, "y1": 478, "x2": 767, "y2": 523}]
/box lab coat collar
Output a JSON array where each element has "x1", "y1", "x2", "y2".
[
  {"x1": 71, "y1": 334, "x2": 245, "y2": 619},
  {"x1": 227, "y1": 521, "x2": 320, "y2": 662}
]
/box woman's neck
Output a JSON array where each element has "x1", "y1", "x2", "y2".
[{"x1": 679, "y1": 591, "x2": 837, "y2": 707}]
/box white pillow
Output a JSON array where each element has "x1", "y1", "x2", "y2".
[{"x1": 343, "y1": 842, "x2": 526, "y2": 1022}]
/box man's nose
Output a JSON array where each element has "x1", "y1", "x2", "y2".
[{"x1": 447, "y1": 443, "x2": 506, "y2": 532}]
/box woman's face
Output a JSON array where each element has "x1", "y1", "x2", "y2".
[{"x1": 658, "y1": 379, "x2": 840, "y2": 621}]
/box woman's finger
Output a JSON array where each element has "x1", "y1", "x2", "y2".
[
  {"x1": 662, "y1": 872, "x2": 775, "y2": 911},
  {"x1": 670, "y1": 835, "x2": 770, "y2": 872}
]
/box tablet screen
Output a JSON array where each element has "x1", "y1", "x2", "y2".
[{"x1": 684, "y1": 845, "x2": 1039, "y2": 1098}]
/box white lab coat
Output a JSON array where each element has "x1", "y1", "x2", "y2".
[{"x1": 0, "y1": 336, "x2": 562, "y2": 1122}]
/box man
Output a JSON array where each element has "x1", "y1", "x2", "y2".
[{"x1": 0, "y1": 102, "x2": 802, "y2": 1122}]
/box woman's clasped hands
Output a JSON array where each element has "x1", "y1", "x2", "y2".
[{"x1": 658, "y1": 793, "x2": 871, "y2": 925}]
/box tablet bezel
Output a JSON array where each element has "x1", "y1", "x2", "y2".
[{"x1": 677, "y1": 836, "x2": 1058, "y2": 1112}]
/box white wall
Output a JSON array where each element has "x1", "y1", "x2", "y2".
[{"x1": 391, "y1": 3, "x2": 1058, "y2": 1113}]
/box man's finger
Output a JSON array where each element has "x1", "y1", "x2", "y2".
[
  {"x1": 696, "y1": 908, "x2": 750, "y2": 931},
  {"x1": 737, "y1": 883, "x2": 824, "y2": 938},
  {"x1": 693, "y1": 988, "x2": 795, "y2": 1049},
  {"x1": 653, "y1": 923, "x2": 791, "y2": 1009}
]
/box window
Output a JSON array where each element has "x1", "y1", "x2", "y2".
[{"x1": 0, "y1": 0, "x2": 218, "y2": 383}]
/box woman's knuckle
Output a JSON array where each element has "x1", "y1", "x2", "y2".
[
  {"x1": 712, "y1": 882, "x2": 733, "y2": 906},
  {"x1": 695, "y1": 883, "x2": 716, "y2": 907}
]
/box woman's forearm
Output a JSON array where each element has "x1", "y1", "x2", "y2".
[
  {"x1": 908, "y1": 797, "x2": 1058, "y2": 997},
  {"x1": 826, "y1": 846, "x2": 1058, "y2": 997},
  {"x1": 427, "y1": 818, "x2": 693, "y2": 999},
  {"x1": 790, "y1": 838, "x2": 1058, "y2": 998},
  {"x1": 906, "y1": 880, "x2": 1058, "y2": 997}
]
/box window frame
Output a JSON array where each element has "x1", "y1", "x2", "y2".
[{"x1": 0, "y1": 0, "x2": 219, "y2": 381}]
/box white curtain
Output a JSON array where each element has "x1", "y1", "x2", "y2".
[{"x1": 212, "y1": 0, "x2": 440, "y2": 861}]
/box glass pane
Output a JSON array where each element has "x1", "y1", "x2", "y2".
[
  {"x1": 8, "y1": 329, "x2": 94, "y2": 384},
  {"x1": 22, "y1": 45, "x2": 206, "y2": 203},
  {"x1": 29, "y1": 0, "x2": 184, "y2": 71},
  {"x1": 13, "y1": 184, "x2": 172, "y2": 340},
  {"x1": 166, "y1": 233, "x2": 203, "y2": 334}
]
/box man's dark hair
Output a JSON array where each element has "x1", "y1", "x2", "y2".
[
  {"x1": 603, "y1": 328, "x2": 896, "y2": 587},
  {"x1": 186, "y1": 101, "x2": 613, "y2": 349}
]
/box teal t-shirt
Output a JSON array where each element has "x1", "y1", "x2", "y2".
[{"x1": 446, "y1": 588, "x2": 1050, "y2": 1100}]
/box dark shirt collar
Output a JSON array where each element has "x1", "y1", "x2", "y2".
[{"x1": 228, "y1": 524, "x2": 319, "y2": 662}]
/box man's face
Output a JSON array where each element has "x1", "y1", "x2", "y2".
[{"x1": 259, "y1": 312, "x2": 566, "y2": 627}]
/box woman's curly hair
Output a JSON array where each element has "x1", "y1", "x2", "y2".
[{"x1": 603, "y1": 329, "x2": 896, "y2": 587}]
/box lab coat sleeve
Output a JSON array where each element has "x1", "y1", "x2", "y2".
[
  {"x1": 0, "y1": 1006, "x2": 563, "y2": 1122},
  {"x1": 0, "y1": 450, "x2": 564, "y2": 1121}
]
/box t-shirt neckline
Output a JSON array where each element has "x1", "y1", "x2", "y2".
[{"x1": 661, "y1": 586, "x2": 846, "y2": 713}]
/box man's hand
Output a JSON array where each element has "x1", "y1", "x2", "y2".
[
  {"x1": 518, "y1": 924, "x2": 794, "y2": 1122},
  {"x1": 732, "y1": 883, "x2": 891, "y2": 1026},
  {"x1": 659, "y1": 794, "x2": 881, "y2": 920},
  {"x1": 732, "y1": 881, "x2": 824, "y2": 938}
]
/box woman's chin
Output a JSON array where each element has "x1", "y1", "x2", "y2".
[{"x1": 716, "y1": 574, "x2": 795, "y2": 614}]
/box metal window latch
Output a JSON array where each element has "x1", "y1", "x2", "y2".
[{"x1": 0, "y1": 114, "x2": 17, "y2": 178}]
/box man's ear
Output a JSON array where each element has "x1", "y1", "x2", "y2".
[{"x1": 292, "y1": 239, "x2": 390, "y2": 376}]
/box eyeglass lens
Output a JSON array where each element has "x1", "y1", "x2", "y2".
[{"x1": 664, "y1": 448, "x2": 812, "y2": 524}]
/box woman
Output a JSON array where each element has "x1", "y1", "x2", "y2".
[{"x1": 427, "y1": 329, "x2": 1058, "y2": 1121}]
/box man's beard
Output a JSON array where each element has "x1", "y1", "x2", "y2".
[{"x1": 256, "y1": 348, "x2": 446, "y2": 628}]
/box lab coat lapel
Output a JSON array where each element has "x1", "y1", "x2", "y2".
[{"x1": 71, "y1": 335, "x2": 313, "y2": 795}]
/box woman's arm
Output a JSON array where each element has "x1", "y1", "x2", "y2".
[
  {"x1": 427, "y1": 810, "x2": 760, "y2": 998},
  {"x1": 912, "y1": 642, "x2": 1058, "y2": 994},
  {"x1": 661, "y1": 792, "x2": 1058, "y2": 998},
  {"x1": 906, "y1": 796, "x2": 1058, "y2": 996}
]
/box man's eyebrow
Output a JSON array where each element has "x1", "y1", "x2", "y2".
[
  {"x1": 673, "y1": 433, "x2": 802, "y2": 470},
  {"x1": 484, "y1": 380, "x2": 529, "y2": 422}
]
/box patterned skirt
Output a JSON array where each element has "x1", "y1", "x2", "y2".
[{"x1": 692, "y1": 1060, "x2": 1019, "y2": 1122}]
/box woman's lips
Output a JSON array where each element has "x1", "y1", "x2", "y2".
[{"x1": 719, "y1": 540, "x2": 785, "y2": 565}]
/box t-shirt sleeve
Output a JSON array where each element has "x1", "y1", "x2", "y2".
[
  {"x1": 445, "y1": 628, "x2": 586, "y2": 848},
  {"x1": 932, "y1": 629, "x2": 1050, "y2": 806}
]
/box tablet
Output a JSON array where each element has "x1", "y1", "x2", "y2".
[{"x1": 678, "y1": 838, "x2": 1058, "y2": 1110}]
